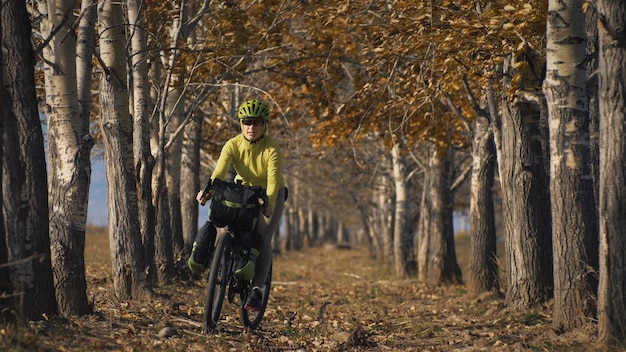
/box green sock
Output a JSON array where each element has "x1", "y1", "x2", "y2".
[{"x1": 235, "y1": 248, "x2": 260, "y2": 280}]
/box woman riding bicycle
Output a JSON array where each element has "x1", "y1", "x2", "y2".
[{"x1": 188, "y1": 99, "x2": 286, "y2": 311}]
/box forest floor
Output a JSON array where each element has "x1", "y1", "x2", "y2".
[{"x1": 1, "y1": 227, "x2": 612, "y2": 351}]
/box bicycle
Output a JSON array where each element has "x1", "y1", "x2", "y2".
[{"x1": 201, "y1": 184, "x2": 272, "y2": 333}]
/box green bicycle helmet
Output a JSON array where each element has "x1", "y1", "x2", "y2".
[{"x1": 238, "y1": 100, "x2": 270, "y2": 120}]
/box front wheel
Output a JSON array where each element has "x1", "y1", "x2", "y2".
[
  {"x1": 240, "y1": 263, "x2": 272, "y2": 329},
  {"x1": 203, "y1": 234, "x2": 232, "y2": 332}
]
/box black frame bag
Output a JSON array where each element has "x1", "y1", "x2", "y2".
[{"x1": 209, "y1": 179, "x2": 265, "y2": 235}]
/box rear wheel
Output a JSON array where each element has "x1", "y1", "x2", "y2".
[
  {"x1": 203, "y1": 234, "x2": 232, "y2": 332},
  {"x1": 241, "y1": 263, "x2": 272, "y2": 329}
]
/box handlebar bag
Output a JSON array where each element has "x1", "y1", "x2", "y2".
[{"x1": 209, "y1": 179, "x2": 264, "y2": 234}]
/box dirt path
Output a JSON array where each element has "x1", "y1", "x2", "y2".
[{"x1": 4, "y1": 233, "x2": 602, "y2": 351}]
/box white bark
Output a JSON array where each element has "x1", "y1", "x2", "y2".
[
  {"x1": 127, "y1": 0, "x2": 156, "y2": 282},
  {"x1": 544, "y1": 0, "x2": 597, "y2": 330},
  {"x1": 76, "y1": 0, "x2": 96, "y2": 121},
  {"x1": 44, "y1": 0, "x2": 93, "y2": 315},
  {"x1": 377, "y1": 176, "x2": 393, "y2": 261},
  {"x1": 98, "y1": 0, "x2": 149, "y2": 299},
  {"x1": 391, "y1": 142, "x2": 411, "y2": 277}
]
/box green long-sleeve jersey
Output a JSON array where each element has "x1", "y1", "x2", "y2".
[{"x1": 211, "y1": 134, "x2": 285, "y2": 208}]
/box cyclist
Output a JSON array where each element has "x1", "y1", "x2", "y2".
[{"x1": 188, "y1": 99, "x2": 286, "y2": 311}]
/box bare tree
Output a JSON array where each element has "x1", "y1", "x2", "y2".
[
  {"x1": 127, "y1": 0, "x2": 156, "y2": 283},
  {"x1": 43, "y1": 0, "x2": 94, "y2": 316},
  {"x1": 494, "y1": 53, "x2": 553, "y2": 309},
  {"x1": 544, "y1": 0, "x2": 598, "y2": 331},
  {"x1": 98, "y1": 0, "x2": 150, "y2": 299},
  {"x1": 180, "y1": 114, "x2": 202, "y2": 253},
  {"x1": 77, "y1": 0, "x2": 97, "y2": 121},
  {"x1": 417, "y1": 143, "x2": 462, "y2": 286},
  {"x1": 165, "y1": 79, "x2": 185, "y2": 259},
  {"x1": 391, "y1": 140, "x2": 414, "y2": 277},
  {"x1": 467, "y1": 86, "x2": 499, "y2": 295}
]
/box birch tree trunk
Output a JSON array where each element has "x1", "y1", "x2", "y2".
[
  {"x1": 178, "y1": 10, "x2": 207, "y2": 257},
  {"x1": 44, "y1": 0, "x2": 93, "y2": 316},
  {"x1": 467, "y1": 101, "x2": 499, "y2": 295},
  {"x1": 391, "y1": 141, "x2": 414, "y2": 277},
  {"x1": 165, "y1": 80, "x2": 185, "y2": 258},
  {"x1": 296, "y1": 206, "x2": 306, "y2": 249},
  {"x1": 98, "y1": 0, "x2": 150, "y2": 299},
  {"x1": 152, "y1": 0, "x2": 208, "y2": 279},
  {"x1": 544, "y1": 0, "x2": 598, "y2": 331},
  {"x1": 151, "y1": 14, "x2": 182, "y2": 284},
  {"x1": 378, "y1": 177, "x2": 394, "y2": 262},
  {"x1": 1, "y1": 0, "x2": 57, "y2": 320},
  {"x1": 306, "y1": 204, "x2": 316, "y2": 246},
  {"x1": 288, "y1": 175, "x2": 304, "y2": 250},
  {"x1": 417, "y1": 144, "x2": 462, "y2": 286},
  {"x1": 76, "y1": 0, "x2": 96, "y2": 122},
  {"x1": 494, "y1": 55, "x2": 553, "y2": 309},
  {"x1": 281, "y1": 207, "x2": 292, "y2": 252},
  {"x1": 358, "y1": 204, "x2": 382, "y2": 257},
  {"x1": 417, "y1": 156, "x2": 432, "y2": 284},
  {"x1": 597, "y1": 0, "x2": 626, "y2": 345},
  {"x1": 127, "y1": 0, "x2": 156, "y2": 284},
  {"x1": 180, "y1": 114, "x2": 201, "y2": 252}
]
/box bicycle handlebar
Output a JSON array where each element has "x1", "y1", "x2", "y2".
[{"x1": 199, "y1": 179, "x2": 269, "y2": 213}]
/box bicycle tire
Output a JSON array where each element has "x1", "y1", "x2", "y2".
[
  {"x1": 203, "y1": 234, "x2": 232, "y2": 332},
  {"x1": 240, "y1": 263, "x2": 272, "y2": 329}
]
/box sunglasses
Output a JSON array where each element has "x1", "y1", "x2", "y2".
[{"x1": 242, "y1": 119, "x2": 264, "y2": 126}]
